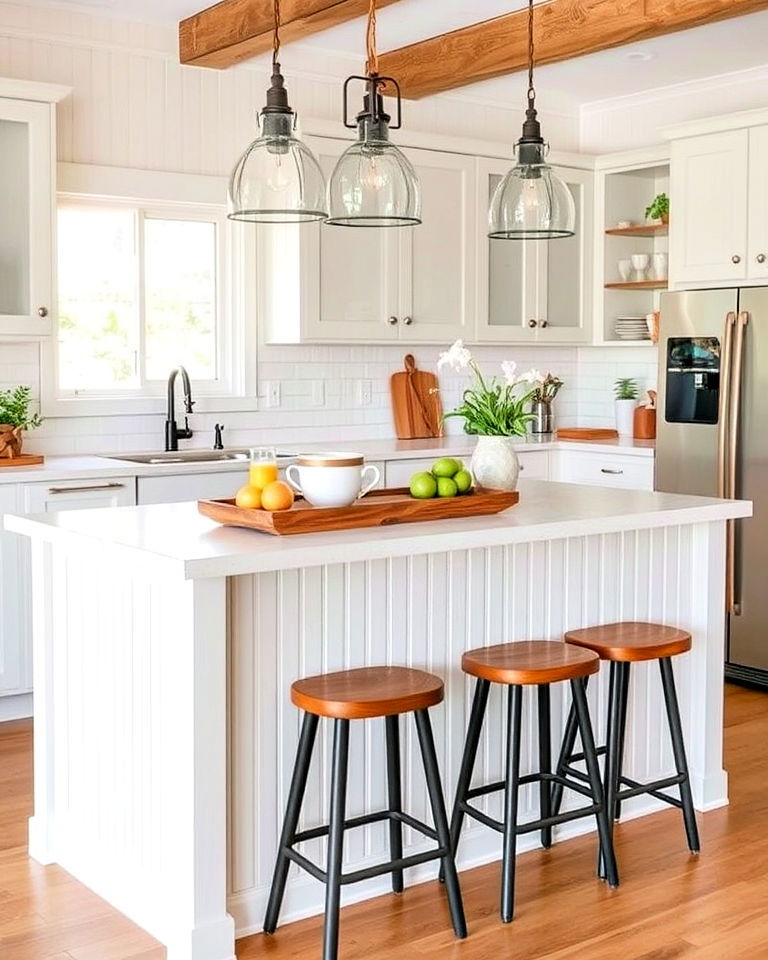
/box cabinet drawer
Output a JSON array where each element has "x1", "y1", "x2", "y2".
[
  {"x1": 559, "y1": 452, "x2": 654, "y2": 490},
  {"x1": 384, "y1": 458, "x2": 435, "y2": 488},
  {"x1": 22, "y1": 476, "x2": 137, "y2": 512},
  {"x1": 137, "y1": 469, "x2": 248, "y2": 505},
  {"x1": 518, "y1": 451, "x2": 549, "y2": 480}
]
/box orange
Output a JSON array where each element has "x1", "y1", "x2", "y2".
[
  {"x1": 260, "y1": 480, "x2": 295, "y2": 512},
  {"x1": 235, "y1": 484, "x2": 262, "y2": 510}
]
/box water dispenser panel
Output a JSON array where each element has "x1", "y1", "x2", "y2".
[{"x1": 665, "y1": 337, "x2": 720, "y2": 425}]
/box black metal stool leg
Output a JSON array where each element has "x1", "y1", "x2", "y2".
[
  {"x1": 501, "y1": 684, "x2": 523, "y2": 923},
  {"x1": 414, "y1": 709, "x2": 468, "y2": 939},
  {"x1": 551, "y1": 674, "x2": 589, "y2": 817},
  {"x1": 571, "y1": 678, "x2": 619, "y2": 889},
  {"x1": 613, "y1": 663, "x2": 631, "y2": 821},
  {"x1": 385, "y1": 714, "x2": 404, "y2": 893},
  {"x1": 440, "y1": 678, "x2": 490, "y2": 883},
  {"x1": 264, "y1": 712, "x2": 319, "y2": 934},
  {"x1": 323, "y1": 718, "x2": 350, "y2": 960},
  {"x1": 659, "y1": 657, "x2": 700, "y2": 853},
  {"x1": 538, "y1": 684, "x2": 552, "y2": 848},
  {"x1": 599, "y1": 661, "x2": 624, "y2": 880}
]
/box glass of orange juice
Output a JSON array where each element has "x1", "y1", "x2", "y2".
[{"x1": 249, "y1": 447, "x2": 278, "y2": 489}]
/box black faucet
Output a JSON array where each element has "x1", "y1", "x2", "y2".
[
  {"x1": 213, "y1": 423, "x2": 224, "y2": 450},
  {"x1": 165, "y1": 366, "x2": 195, "y2": 451}
]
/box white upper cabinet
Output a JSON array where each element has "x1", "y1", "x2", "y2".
[
  {"x1": 261, "y1": 137, "x2": 475, "y2": 344},
  {"x1": 0, "y1": 96, "x2": 56, "y2": 338},
  {"x1": 475, "y1": 158, "x2": 592, "y2": 344},
  {"x1": 747, "y1": 125, "x2": 768, "y2": 282},
  {"x1": 670, "y1": 130, "x2": 749, "y2": 285}
]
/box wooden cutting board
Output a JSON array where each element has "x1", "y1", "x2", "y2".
[
  {"x1": 556, "y1": 428, "x2": 619, "y2": 441},
  {"x1": 0, "y1": 454, "x2": 44, "y2": 468},
  {"x1": 390, "y1": 354, "x2": 443, "y2": 439}
]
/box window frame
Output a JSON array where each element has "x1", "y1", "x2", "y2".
[{"x1": 41, "y1": 163, "x2": 258, "y2": 418}]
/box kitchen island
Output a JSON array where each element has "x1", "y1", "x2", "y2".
[{"x1": 6, "y1": 480, "x2": 750, "y2": 960}]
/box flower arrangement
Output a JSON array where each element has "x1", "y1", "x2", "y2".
[{"x1": 437, "y1": 341, "x2": 541, "y2": 437}]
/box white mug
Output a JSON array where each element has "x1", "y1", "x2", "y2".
[{"x1": 286, "y1": 453, "x2": 381, "y2": 508}]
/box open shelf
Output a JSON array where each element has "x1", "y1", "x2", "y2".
[
  {"x1": 605, "y1": 223, "x2": 668, "y2": 238},
  {"x1": 605, "y1": 280, "x2": 667, "y2": 290}
]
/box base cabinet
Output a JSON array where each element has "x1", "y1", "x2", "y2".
[
  {"x1": 554, "y1": 450, "x2": 654, "y2": 490},
  {"x1": 0, "y1": 486, "x2": 29, "y2": 698}
]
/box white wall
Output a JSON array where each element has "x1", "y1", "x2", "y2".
[{"x1": 0, "y1": 1, "x2": 658, "y2": 456}]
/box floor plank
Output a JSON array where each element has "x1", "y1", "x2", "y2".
[{"x1": 0, "y1": 683, "x2": 764, "y2": 959}]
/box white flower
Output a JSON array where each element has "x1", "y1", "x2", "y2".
[
  {"x1": 519, "y1": 368, "x2": 545, "y2": 385},
  {"x1": 437, "y1": 340, "x2": 472, "y2": 372},
  {"x1": 501, "y1": 360, "x2": 517, "y2": 385}
]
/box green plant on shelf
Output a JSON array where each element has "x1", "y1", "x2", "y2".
[
  {"x1": 645, "y1": 193, "x2": 669, "y2": 222},
  {"x1": 614, "y1": 378, "x2": 639, "y2": 401}
]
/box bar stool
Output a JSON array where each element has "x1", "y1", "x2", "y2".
[
  {"x1": 552, "y1": 622, "x2": 700, "y2": 872},
  {"x1": 447, "y1": 641, "x2": 619, "y2": 924},
  {"x1": 263, "y1": 665, "x2": 467, "y2": 960}
]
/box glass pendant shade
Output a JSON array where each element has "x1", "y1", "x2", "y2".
[
  {"x1": 228, "y1": 69, "x2": 327, "y2": 224},
  {"x1": 327, "y1": 116, "x2": 421, "y2": 227},
  {"x1": 488, "y1": 145, "x2": 575, "y2": 240}
]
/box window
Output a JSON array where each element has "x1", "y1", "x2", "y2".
[{"x1": 57, "y1": 200, "x2": 221, "y2": 396}]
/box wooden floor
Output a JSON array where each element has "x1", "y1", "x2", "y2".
[{"x1": 2, "y1": 683, "x2": 767, "y2": 959}]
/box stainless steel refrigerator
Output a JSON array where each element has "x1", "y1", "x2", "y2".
[{"x1": 656, "y1": 287, "x2": 768, "y2": 687}]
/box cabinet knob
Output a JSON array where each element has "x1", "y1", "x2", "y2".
[
  {"x1": 402, "y1": 316, "x2": 413, "y2": 326},
  {"x1": 540, "y1": 319, "x2": 548, "y2": 328},
  {"x1": 528, "y1": 318, "x2": 537, "y2": 328},
  {"x1": 37, "y1": 306, "x2": 48, "y2": 317},
  {"x1": 387, "y1": 316, "x2": 398, "y2": 325},
  {"x1": 757, "y1": 253, "x2": 766, "y2": 264},
  {"x1": 732, "y1": 255, "x2": 741, "y2": 264}
]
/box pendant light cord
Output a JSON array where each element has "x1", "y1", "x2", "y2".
[
  {"x1": 526, "y1": 0, "x2": 535, "y2": 116},
  {"x1": 365, "y1": 0, "x2": 378, "y2": 75},
  {"x1": 273, "y1": 0, "x2": 281, "y2": 67}
]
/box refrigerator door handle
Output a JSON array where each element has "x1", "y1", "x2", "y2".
[
  {"x1": 726, "y1": 310, "x2": 749, "y2": 615},
  {"x1": 717, "y1": 311, "x2": 737, "y2": 499}
]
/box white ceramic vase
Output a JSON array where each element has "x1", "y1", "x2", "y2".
[
  {"x1": 615, "y1": 398, "x2": 636, "y2": 437},
  {"x1": 470, "y1": 435, "x2": 521, "y2": 491}
]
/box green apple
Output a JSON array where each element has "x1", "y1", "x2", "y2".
[
  {"x1": 432, "y1": 457, "x2": 461, "y2": 478},
  {"x1": 410, "y1": 471, "x2": 437, "y2": 499},
  {"x1": 454, "y1": 469, "x2": 472, "y2": 494},
  {"x1": 436, "y1": 477, "x2": 458, "y2": 498}
]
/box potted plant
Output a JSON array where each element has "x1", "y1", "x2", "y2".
[
  {"x1": 529, "y1": 373, "x2": 564, "y2": 434},
  {"x1": 645, "y1": 192, "x2": 669, "y2": 225},
  {"x1": 437, "y1": 340, "x2": 537, "y2": 491},
  {"x1": 614, "y1": 378, "x2": 639, "y2": 437},
  {"x1": 0, "y1": 386, "x2": 43, "y2": 459}
]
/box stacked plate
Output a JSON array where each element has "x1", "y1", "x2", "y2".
[{"x1": 614, "y1": 316, "x2": 651, "y2": 341}]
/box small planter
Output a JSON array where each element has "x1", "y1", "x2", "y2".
[
  {"x1": 614, "y1": 399, "x2": 636, "y2": 438},
  {"x1": 530, "y1": 399, "x2": 554, "y2": 434},
  {"x1": 0, "y1": 424, "x2": 23, "y2": 459},
  {"x1": 470, "y1": 436, "x2": 521, "y2": 492}
]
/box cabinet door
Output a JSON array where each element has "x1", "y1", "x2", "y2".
[
  {"x1": 398, "y1": 149, "x2": 475, "y2": 343},
  {"x1": 301, "y1": 136, "x2": 399, "y2": 341},
  {"x1": 536, "y1": 166, "x2": 592, "y2": 344},
  {"x1": 747, "y1": 126, "x2": 768, "y2": 281},
  {"x1": 670, "y1": 131, "x2": 748, "y2": 285},
  {"x1": 0, "y1": 486, "x2": 29, "y2": 696},
  {"x1": 475, "y1": 158, "x2": 537, "y2": 343},
  {"x1": 0, "y1": 97, "x2": 53, "y2": 338},
  {"x1": 22, "y1": 476, "x2": 137, "y2": 512}
]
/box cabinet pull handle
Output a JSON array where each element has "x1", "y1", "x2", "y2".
[
  {"x1": 402, "y1": 316, "x2": 413, "y2": 325},
  {"x1": 48, "y1": 482, "x2": 126, "y2": 494},
  {"x1": 540, "y1": 319, "x2": 548, "y2": 328},
  {"x1": 37, "y1": 306, "x2": 48, "y2": 318},
  {"x1": 528, "y1": 318, "x2": 537, "y2": 328},
  {"x1": 757, "y1": 254, "x2": 766, "y2": 264},
  {"x1": 600, "y1": 468, "x2": 624, "y2": 475},
  {"x1": 732, "y1": 255, "x2": 741, "y2": 264},
  {"x1": 387, "y1": 316, "x2": 398, "y2": 325}
]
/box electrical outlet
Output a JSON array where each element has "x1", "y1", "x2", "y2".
[
  {"x1": 263, "y1": 381, "x2": 281, "y2": 408},
  {"x1": 357, "y1": 379, "x2": 373, "y2": 406},
  {"x1": 311, "y1": 381, "x2": 325, "y2": 407}
]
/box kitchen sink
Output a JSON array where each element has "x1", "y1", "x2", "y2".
[{"x1": 102, "y1": 449, "x2": 297, "y2": 465}]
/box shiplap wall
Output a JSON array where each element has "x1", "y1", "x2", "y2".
[{"x1": 0, "y1": 2, "x2": 655, "y2": 454}]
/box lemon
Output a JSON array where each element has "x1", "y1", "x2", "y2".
[{"x1": 235, "y1": 484, "x2": 262, "y2": 509}]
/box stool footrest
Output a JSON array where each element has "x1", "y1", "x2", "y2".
[
  {"x1": 459, "y1": 790, "x2": 601, "y2": 837},
  {"x1": 467, "y1": 771, "x2": 595, "y2": 805},
  {"x1": 617, "y1": 774, "x2": 685, "y2": 808},
  {"x1": 294, "y1": 808, "x2": 438, "y2": 845}
]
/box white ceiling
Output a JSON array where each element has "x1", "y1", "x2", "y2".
[{"x1": 20, "y1": 0, "x2": 768, "y2": 110}]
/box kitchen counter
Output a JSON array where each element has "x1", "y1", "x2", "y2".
[{"x1": 9, "y1": 476, "x2": 736, "y2": 960}]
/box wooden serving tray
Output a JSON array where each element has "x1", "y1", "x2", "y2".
[
  {"x1": 556, "y1": 428, "x2": 619, "y2": 441},
  {"x1": 0, "y1": 454, "x2": 44, "y2": 468},
  {"x1": 198, "y1": 487, "x2": 519, "y2": 536}
]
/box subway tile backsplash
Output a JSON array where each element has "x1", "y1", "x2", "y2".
[{"x1": 6, "y1": 341, "x2": 658, "y2": 456}]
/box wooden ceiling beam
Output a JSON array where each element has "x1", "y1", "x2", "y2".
[
  {"x1": 377, "y1": 0, "x2": 768, "y2": 100},
  {"x1": 180, "y1": 0, "x2": 402, "y2": 69}
]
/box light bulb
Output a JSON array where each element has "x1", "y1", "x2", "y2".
[
  {"x1": 359, "y1": 153, "x2": 387, "y2": 191},
  {"x1": 266, "y1": 152, "x2": 291, "y2": 193}
]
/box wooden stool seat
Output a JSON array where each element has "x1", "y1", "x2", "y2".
[
  {"x1": 291, "y1": 666, "x2": 444, "y2": 719},
  {"x1": 564, "y1": 622, "x2": 692, "y2": 662},
  {"x1": 461, "y1": 641, "x2": 600, "y2": 686}
]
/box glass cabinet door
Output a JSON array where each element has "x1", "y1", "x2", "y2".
[{"x1": 0, "y1": 97, "x2": 53, "y2": 337}]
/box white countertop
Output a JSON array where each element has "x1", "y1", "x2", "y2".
[
  {"x1": 6, "y1": 479, "x2": 748, "y2": 581},
  {"x1": 0, "y1": 436, "x2": 655, "y2": 484}
]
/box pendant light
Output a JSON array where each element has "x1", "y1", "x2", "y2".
[
  {"x1": 488, "y1": 0, "x2": 575, "y2": 240},
  {"x1": 228, "y1": 0, "x2": 327, "y2": 223},
  {"x1": 325, "y1": 0, "x2": 421, "y2": 227}
]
